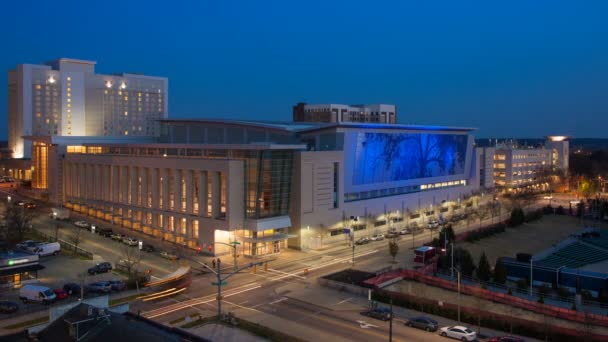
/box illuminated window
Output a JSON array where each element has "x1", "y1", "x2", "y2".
[
  {"x1": 35, "y1": 84, "x2": 41, "y2": 90},
  {"x1": 124, "y1": 130, "x2": 129, "y2": 135},
  {"x1": 124, "y1": 111, "x2": 128, "y2": 116},
  {"x1": 67, "y1": 77, "x2": 71, "y2": 81}
]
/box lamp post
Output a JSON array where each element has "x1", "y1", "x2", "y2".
[
  {"x1": 350, "y1": 216, "x2": 358, "y2": 265},
  {"x1": 453, "y1": 267, "x2": 461, "y2": 322}
]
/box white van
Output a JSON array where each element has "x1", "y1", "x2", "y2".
[
  {"x1": 32, "y1": 242, "x2": 61, "y2": 256},
  {"x1": 19, "y1": 284, "x2": 56, "y2": 304}
]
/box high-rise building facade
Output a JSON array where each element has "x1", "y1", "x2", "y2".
[
  {"x1": 293, "y1": 103, "x2": 397, "y2": 124},
  {"x1": 7, "y1": 58, "x2": 168, "y2": 159}
]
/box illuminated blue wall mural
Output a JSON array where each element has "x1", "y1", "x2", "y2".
[{"x1": 352, "y1": 132, "x2": 468, "y2": 185}]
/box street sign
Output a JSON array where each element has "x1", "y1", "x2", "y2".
[
  {"x1": 211, "y1": 281, "x2": 227, "y2": 286},
  {"x1": 91, "y1": 225, "x2": 96, "y2": 233},
  {"x1": 138, "y1": 241, "x2": 143, "y2": 250},
  {"x1": 230, "y1": 241, "x2": 241, "y2": 245}
]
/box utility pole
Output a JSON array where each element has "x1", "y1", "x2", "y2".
[
  {"x1": 192, "y1": 256, "x2": 262, "y2": 320},
  {"x1": 389, "y1": 297, "x2": 393, "y2": 342}
]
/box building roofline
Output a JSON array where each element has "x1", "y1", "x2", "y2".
[{"x1": 159, "y1": 118, "x2": 476, "y2": 133}]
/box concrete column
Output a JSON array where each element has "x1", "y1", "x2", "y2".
[
  {"x1": 198, "y1": 171, "x2": 207, "y2": 217},
  {"x1": 104, "y1": 165, "x2": 111, "y2": 202},
  {"x1": 95, "y1": 164, "x2": 102, "y2": 201},
  {"x1": 151, "y1": 168, "x2": 158, "y2": 209},
  {"x1": 141, "y1": 167, "x2": 148, "y2": 207},
  {"x1": 130, "y1": 166, "x2": 138, "y2": 206},
  {"x1": 80, "y1": 163, "x2": 86, "y2": 200},
  {"x1": 112, "y1": 165, "x2": 119, "y2": 203},
  {"x1": 64, "y1": 163, "x2": 71, "y2": 198},
  {"x1": 185, "y1": 170, "x2": 194, "y2": 214},
  {"x1": 162, "y1": 168, "x2": 169, "y2": 211},
  {"x1": 174, "y1": 169, "x2": 182, "y2": 212},
  {"x1": 211, "y1": 171, "x2": 220, "y2": 218},
  {"x1": 121, "y1": 166, "x2": 128, "y2": 204}
]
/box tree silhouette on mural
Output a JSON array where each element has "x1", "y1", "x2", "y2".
[{"x1": 356, "y1": 132, "x2": 466, "y2": 184}]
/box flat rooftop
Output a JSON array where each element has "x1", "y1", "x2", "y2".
[{"x1": 160, "y1": 118, "x2": 476, "y2": 133}]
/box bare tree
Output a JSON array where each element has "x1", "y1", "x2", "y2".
[
  {"x1": 67, "y1": 225, "x2": 83, "y2": 254},
  {"x1": 3, "y1": 204, "x2": 34, "y2": 248},
  {"x1": 477, "y1": 205, "x2": 490, "y2": 229},
  {"x1": 118, "y1": 245, "x2": 143, "y2": 280},
  {"x1": 54, "y1": 223, "x2": 62, "y2": 241},
  {"x1": 388, "y1": 239, "x2": 399, "y2": 264}
]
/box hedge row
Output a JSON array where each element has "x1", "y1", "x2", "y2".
[{"x1": 465, "y1": 223, "x2": 507, "y2": 242}]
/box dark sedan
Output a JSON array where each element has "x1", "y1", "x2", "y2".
[
  {"x1": 0, "y1": 301, "x2": 18, "y2": 314},
  {"x1": 405, "y1": 316, "x2": 438, "y2": 332}
]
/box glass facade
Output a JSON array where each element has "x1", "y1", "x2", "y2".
[{"x1": 245, "y1": 150, "x2": 293, "y2": 219}]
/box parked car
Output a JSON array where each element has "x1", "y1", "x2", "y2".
[
  {"x1": 63, "y1": 283, "x2": 81, "y2": 296},
  {"x1": 74, "y1": 221, "x2": 89, "y2": 228},
  {"x1": 399, "y1": 228, "x2": 411, "y2": 235},
  {"x1": 97, "y1": 228, "x2": 113, "y2": 237},
  {"x1": 0, "y1": 301, "x2": 18, "y2": 314},
  {"x1": 370, "y1": 234, "x2": 385, "y2": 241},
  {"x1": 355, "y1": 237, "x2": 370, "y2": 245},
  {"x1": 111, "y1": 233, "x2": 126, "y2": 241},
  {"x1": 427, "y1": 220, "x2": 440, "y2": 229},
  {"x1": 360, "y1": 308, "x2": 391, "y2": 321},
  {"x1": 440, "y1": 326, "x2": 477, "y2": 341},
  {"x1": 108, "y1": 280, "x2": 127, "y2": 291},
  {"x1": 88, "y1": 262, "x2": 112, "y2": 275},
  {"x1": 141, "y1": 244, "x2": 156, "y2": 252},
  {"x1": 53, "y1": 288, "x2": 68, "y2": 300},
  {"x1": 16, "y1": 240, "x2": 41, "y2": 250},
  {"x1": 32, "y1": 242, "x2": 61, "y2": 256},
  {"x1": 160, "y1": 250, "x2": 179, "y2": 261},
  {"x1": 405, "y1": 316, "x2": 438, "y2": 332},
  {"x1": 385, "y1": 231, "x2": 399, "y2": 238},
  {"x1": 25, "y1": 202, "x2": 36, "y2": 209},
  {"x1": 488, "y1": 336, "x2": 525, "y2": 342},
  {"x1": 86, "y1": 281, "x2": 112, "y2": 293},
  {"x1": 122, "y1": 237, "x2": 138, "y2": 246},
  {"x1": 19, "y1": 284, "x2": 57, "y2": 304}
]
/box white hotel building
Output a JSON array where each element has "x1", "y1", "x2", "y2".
[{"x1": 4, "y1": 58, "x2": 167, "y2": 180}]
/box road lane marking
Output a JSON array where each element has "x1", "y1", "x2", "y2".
[
  {"x1": 269, "y1": 297, "x2": 288, "y2": 305},
  {"x1": 335, "y1": 297, "x2": 351, "y2": 305}
]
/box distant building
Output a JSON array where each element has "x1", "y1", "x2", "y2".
[
  {"x1": 293, "y1": 103, "x2": 396, "y2": 124},
  {"x1": 545, "y1": 135, "x2": 570, "y2": 175},
  {"x1": 476, "y1": 136, "x2": 570, "y2": 192},
  {"x1": 7, "y1": 58, "x2": 168, "y2": 161}
]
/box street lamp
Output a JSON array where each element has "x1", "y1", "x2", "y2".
[
  {"x1": 349, "y1": 216, "x2": 358, "y2": 265},
  {"x1": 452, "y1": 266, "x2": 461, "y2": 322}
]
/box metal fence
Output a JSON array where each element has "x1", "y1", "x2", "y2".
[{"x1": 33, "y1": 230, "x2": 94, "y2": 259}]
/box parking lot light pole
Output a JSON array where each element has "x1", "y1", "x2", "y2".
[{"x1": 453, "y1": 267, "x2": 461, "y2": 322}]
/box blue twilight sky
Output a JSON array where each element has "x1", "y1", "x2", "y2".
[{"x1": 1, "y1": 0, "x2": 607, "y2": 139}]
